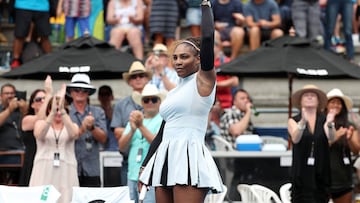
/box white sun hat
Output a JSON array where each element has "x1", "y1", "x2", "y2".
[
  {"x1": 132, "y1": 84, "x2": 167, "y2": 106},
  {"x1": 66, "y1": 73, "x2": 96, "y2": 95},
  {"x1": 327, "y1": 88, "x2": 353, "y2": 110}
]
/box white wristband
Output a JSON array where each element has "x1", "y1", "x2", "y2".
[{"x1": 297, "y1": 122, "x2": 305, "y2": 130}]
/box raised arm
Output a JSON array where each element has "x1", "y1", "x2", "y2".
[
  {"x1": 58, "y1": 84, "x2": 79, "y2": 139},
  {"x1": 197, "y1": 0, "x2": 216, "y2": 96}
]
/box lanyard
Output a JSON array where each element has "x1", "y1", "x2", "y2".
[{"x1": 52, "y1": 127, "x2": 63, "y2": 149}]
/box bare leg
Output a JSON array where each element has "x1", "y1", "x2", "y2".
[
  {"x1": 155, "y1": 186, "x2": 174, "y2": 203},
  {"x1": 229, "y1": 26, "x2": 245, "y2": 60},
  {"x1": 248, "y1": 26, "x2": 261, "y2": 50},
  {"x1": 12, "y1": 37, "x2": 25, "y2": 60},
  {"x1": 173, "y1": 185, "x2": 207, "y2": 203},
  {"x1": 270, "y1": 28, "x2": 284, "y2": 39},
  {"x1": 109, "y1": 28, "x2": 126, "y2": 49},
  {"x1": 332, "y1": 191, "x2": 352, "y2": 203},
  {"x1": 40, "y1": 36, "x2": 52, "y2": 53},
  {"x1": 127, "y1": 28, "x2": 144, "y2": 60},
  {"x1": 153, "y1": 33, "x2": 164, "y2": 45}
]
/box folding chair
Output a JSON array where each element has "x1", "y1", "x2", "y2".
[
  {"x1": 250, "y1": 184, "x2": 282, "y2": 203},
  {"x1": 279, "y1": 183, "x2": 291, "y2": 203},
  {"x1": 237, "y1": 184, "x2": 258, "y2": 203},
  {"x1": 204, "y1": 184, "x2": 228, "y2": 203}
]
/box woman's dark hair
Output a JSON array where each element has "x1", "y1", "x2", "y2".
[
  {"x1": 325, "y1": 97, "x2": 349, "y2": 128},
  {"x1": 46, "y1": 96, "x2": 69, "y2": 116},
  {"x1": 171, "y1": 37, "x2": 201, "y2": 56},
  {"x1": 26, "y1": 89, "x2": 45, "y2": 115}
]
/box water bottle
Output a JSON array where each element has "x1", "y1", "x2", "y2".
[
  {"x1": 251, "y1": 106, "x2": 260, "y2": 117},
  {"x1": 4, "y1": 52, "x2": 10, "y2": 69},
  {"x1": 0, "y1": 51, "x2": 11, "y2": 72}
]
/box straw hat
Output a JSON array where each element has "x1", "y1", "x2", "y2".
[
  {"x1": 66, "y1": 73, "x2": 96, "y2": 95},
  {"x1": 327, "y1": 88, "x2": 353, "y2": 110},
  {"x1": 132, "y1": 84, "x2": 166, "y2": 106},
  {"x1": 291, "y1": 84, "x2": 327, "y2": 110},
  {"x1": 153, "y1": 43, "x2": 168, "y2": 56},
  {"x1": 122, "y1": 61, "x2": 152, "y2": 82}
]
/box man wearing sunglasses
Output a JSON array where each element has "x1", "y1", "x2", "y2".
[
  {"x1": 67, "y1": 73, "x2": 107, "y2": 187},
  {"x1": 119, "y1": 84, "x2": 165, "y2": 202},
  {"x1": 111, "y1": 61, "x2": 152, "y2": 186}
]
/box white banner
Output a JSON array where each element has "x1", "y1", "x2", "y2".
[{"x1": 0, "y1": 185, "x2": 60, "y2": 203}]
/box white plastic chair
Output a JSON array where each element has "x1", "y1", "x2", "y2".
[
  {"x1": 71, "y1": 186, "x2": 133, "y2": 203},
  {"x1": 250, "y1": 184, "x2": 282, "y2": 203},
  {"x1": 237, "y1": 184, "x2": 258, "y2": 203},
  {"x1": 279, "y1": 183, "x2": 291, "y2": 203},
  {"x1": 212, "y1": 135, "x2": 234, "y2": 151},
  {"x1": 204, "y1": 184, "x2": 228, "y2": 203}
]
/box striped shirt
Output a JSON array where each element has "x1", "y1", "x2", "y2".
[
  {"x1": 220, "y1": 106, "x2": 253, "y2": 146},
  {"x1": 63, "y1": 0, "x2": 91, "y2": 17}
]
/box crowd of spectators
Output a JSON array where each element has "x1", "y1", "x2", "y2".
[
  {"x1": 3, "y1": 0, "x2": 360, "y2": 202},
  {"x1": 0, "y1": 0, "x2": 359, "y2": 67}
]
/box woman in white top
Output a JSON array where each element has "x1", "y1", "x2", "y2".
[{"x1": 106, "y1": 0, "x2": 144, "y2": 60}]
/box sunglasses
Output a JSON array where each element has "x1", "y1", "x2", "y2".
[
  {"x1": 33, "y1": 97, "x2": 45, "y2": 103},
  {"x1": 130, "y1": 73, "x2": 146, "y2": 80},
  {"x1": 142, "y1": 97, "x2": 159, "y2": 104},
  {"x1": 71, "y1": 87, "x2": 90, "y2": 93}
]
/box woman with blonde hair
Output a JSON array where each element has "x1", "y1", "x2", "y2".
[{"x1": 288, "y1": 84, "x2": 335, "y2": 203}]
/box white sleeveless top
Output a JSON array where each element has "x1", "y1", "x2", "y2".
[{"x1": 113, "y1": 0, "x2": 141, "y2": 29}]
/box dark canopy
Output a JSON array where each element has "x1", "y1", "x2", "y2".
[{"x1": 2, "y1": 35, "x2": 139, "y2": 80}]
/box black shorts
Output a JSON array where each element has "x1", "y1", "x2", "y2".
[
  {"x1": 260, "y1": 28, "x2": 273, "y2": 41},
  {"x1": 14, "y1": 9, "x2": 51, "y2": 38},
  {"x1": 219, "y1": 26, "x2": 234, "y2": 42}
]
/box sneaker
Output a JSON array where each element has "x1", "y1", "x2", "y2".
[
  {"x1": 10, "y1": 59, "x2": 21, "y2": 69},
  {"x1": 330, "y1": 44, "x2": 345, "y2": 54}
]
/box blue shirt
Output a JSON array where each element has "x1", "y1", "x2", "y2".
[
  {"x1": 212, "y1": 0, "x2": 243, "y2": 27},
  {"x1": 111, "y1": 96, "x2": 143, "y2": 129},
  {"x1": 103, "y1": 117, "x2": 118, "y2": 151},
  {"x1": 123, "y1": 113, "x2": 162, "y2": 181},
  {"x1": 111, "y1": 96, "x2": 143, "y2": 154},
  {"x1": 15, "y1": 0, "x2": 49, "y2": 12},
  {"x1": 148, "y1": 67, "x2": 179, "y2": 91},
  {"x1": 69, "y1": 103, "x2": 107, "y2": 177},
  {"x1": 244, "y1": 0, "x2": 280, "y2": 27}
]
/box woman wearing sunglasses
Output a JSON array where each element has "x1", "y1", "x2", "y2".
[
  {"x1": 138, "y1": 1, "x2": 224, "y2": 202},
  {"x1": 19, "y1": 75, "x2": 52, "y2": 186}
]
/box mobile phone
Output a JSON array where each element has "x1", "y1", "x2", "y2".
[{"x1": 15, "y1": 91, "x2": 27, "y2": 101}]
